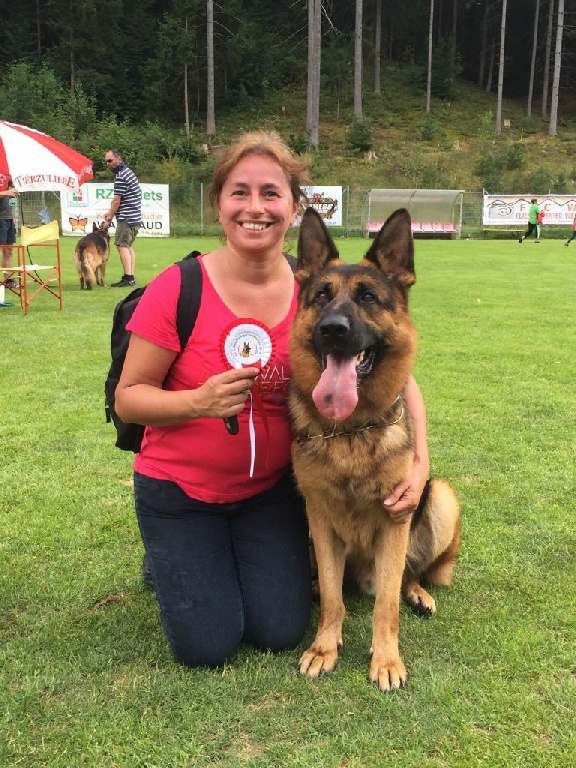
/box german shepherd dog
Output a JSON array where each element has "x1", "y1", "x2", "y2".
[
  {"x1": 73, "y1": 222, "x2": 110, "y2": 290},
  {"x1": 289, "y1": 207, "x2": 460, "y2": 691}
]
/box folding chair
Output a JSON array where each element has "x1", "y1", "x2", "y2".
[{"x1": 2, "y1": 220, "x2": 63, "y2": 315}]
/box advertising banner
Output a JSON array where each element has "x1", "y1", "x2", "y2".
[
  {"x1": 296, "y1": 186, "x2": 343, "y2": 227},
  {"x1": 483, "y1": 194, "x2": 576, "y2": 226},
  {"x1": 60, "y1": 182, "x2": 170, "y2": 237}
]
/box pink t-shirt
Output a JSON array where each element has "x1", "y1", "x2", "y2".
[{"x1": 126, "y1": 257, "x2": 297, "y2": 503}]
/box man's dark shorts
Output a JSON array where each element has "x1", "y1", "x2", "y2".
[
  {"x1": 115, "y1": 220, "x2": 140, "y2": 248},
  {"x1": 0, "y1": 219, "x2": 16, "y2": 245}
]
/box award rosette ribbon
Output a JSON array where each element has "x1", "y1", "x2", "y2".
[{"x1": 220, "y1": 319, "x2": 274, "y2": 477}]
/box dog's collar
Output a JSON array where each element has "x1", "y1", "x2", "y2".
[{"x1": 294, "y1": 395, "x2": 404, "y2": 443}]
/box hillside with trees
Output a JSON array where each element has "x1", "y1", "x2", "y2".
[{"x1": 2, "y1": 0, "x2": 576, "y2": 213}]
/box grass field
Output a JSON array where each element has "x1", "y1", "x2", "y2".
[{"x1": 1, "y1": 233, "x2": 575, "y2": 767}]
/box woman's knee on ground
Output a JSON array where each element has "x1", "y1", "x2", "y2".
[
  {"x1": 167, "y1": 620, "x2": 243, "y2": 669},
  {"x1": 244, "y1": 597, "x2": 311, "y2": 654}
]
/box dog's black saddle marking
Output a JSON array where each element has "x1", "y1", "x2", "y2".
[{"x1": 411, "y1": 478, "x2": 431, "y2": 529}]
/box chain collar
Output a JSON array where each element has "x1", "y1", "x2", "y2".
[{"x1": 294, "y1": 396, "x2": 404, "y2": 443}]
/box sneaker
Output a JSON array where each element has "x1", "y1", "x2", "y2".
[
  {"x1": 518, "y1": 237, "x2": 523, "y2": 243},
  {"x1": 3, "y1": 278, "x2": 19, "y2": 290},
  {"x1": 534, "y1": 239, "x2": 540, "y2": 243},
  {"x1": 111, "y1": 277, "x2": 136, "y2": 287},
  {"x1": 565, "y1": 242, "x2": 570, "y2": 247}
]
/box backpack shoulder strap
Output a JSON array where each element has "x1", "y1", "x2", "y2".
[
  {"x1": 175, "y1": 251, "x2": 293, "y2": 352},
  {"x1": 175, "y1": 251, "x2": 202, "y2": 352}
]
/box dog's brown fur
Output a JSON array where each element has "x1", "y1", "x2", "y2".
[
  {"x1": 73, "y1": 222, "x2": 110, "y2": 290},
  {"x1": 289, "y1": 207, "x2": 460, "y2": 691}
]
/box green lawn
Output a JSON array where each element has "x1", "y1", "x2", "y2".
[{"x1": 1, "y1": 233, "x2": 574, "y2": 767}]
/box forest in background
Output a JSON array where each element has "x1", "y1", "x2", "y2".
[{"x1": 1, "y1": 0, "x2": 576, "y2": 205}]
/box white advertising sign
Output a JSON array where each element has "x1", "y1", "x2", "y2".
[
  {"x1": 296, "y1": 186, "x2": 343, "y2": 227},
  {"x1": 483, "y1": 194, "x2": 576, "y2": 226},
  {"x1": 61, "y1": 182, "x2": 170, "y2": 237}
]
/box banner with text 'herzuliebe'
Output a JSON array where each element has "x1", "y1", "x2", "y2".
[
  {"x1": 483, "y1": 194, "x2": 576, "y2": 226},
  {"x1": 60, "y1": 183, "x2": 170, "y2": 237}
]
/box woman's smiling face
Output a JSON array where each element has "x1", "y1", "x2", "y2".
[{"x1": 218, "y1": 154, "x2": 299, "y2": 254}]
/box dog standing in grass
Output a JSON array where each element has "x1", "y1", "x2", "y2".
[
  {"x1": 74, "y1": 222, "x2": 110, "y2": 290},
  {"x1": 289, "y1": 207, "x2": 460, "y2": 692}
]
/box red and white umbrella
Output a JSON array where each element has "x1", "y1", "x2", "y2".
[{"x1": 0, "y1": 120, "x2": 93, "y2": 192}]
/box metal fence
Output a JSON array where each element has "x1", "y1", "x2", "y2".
[{"x1": 17, "y1": 188, "x2": 487, "y2": 239}]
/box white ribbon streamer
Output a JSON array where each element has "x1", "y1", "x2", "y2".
[{"x1": 247, "y1": 390, "x2": 256, "y2": 477}]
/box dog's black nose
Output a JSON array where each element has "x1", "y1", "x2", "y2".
[{"x1": 319, "y1": 313, "x2": 350, "y2": 340}]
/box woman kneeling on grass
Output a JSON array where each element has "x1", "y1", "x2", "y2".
[{"x1": 114, "y1": 130, "x2": 430, "y2": 668}]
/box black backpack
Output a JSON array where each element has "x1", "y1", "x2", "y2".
[
  {"x1": 104, "y1": 251, "x2": 202, "y2": 452},
  {"x1": 104, "y1": 251, "x2": 298, "y2": 452}
]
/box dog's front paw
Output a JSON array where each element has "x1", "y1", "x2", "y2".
[
  {"x1": 369, "y1": 654, "x2": 407, "y2": 692},
  {"x1": 299, "y1": 643, "x2": 340, "y2": 679}
]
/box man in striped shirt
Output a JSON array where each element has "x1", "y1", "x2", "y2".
[{"x1": 103, "y1": 150, "x2": 142, "y2": 287}]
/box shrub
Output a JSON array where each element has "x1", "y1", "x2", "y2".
[
  {"x1": 430, "y1": 38, "x2": 462, "y2": 101},
  {"x1": 476, "y1": 153, "x2": 504, "y2": 192},
  {"x1": 420, "y1": 116, "x2": 437, "y2": 141},
  {"x1": 288, "y1": 133, "x2": 309, "y2": 155},
  {"x1": 347, "y1": 120, "x2": 373, "y2": 154},
  {"x1": 505, "y1": 143, "x2": 524, "y2": 171},
  {"x1": 526, "y1": 170, "x2": 552, "y2": 195},
  {"x1": 478, "y1": 110, "x2": 495, "y2": 139},
  {"x1": 553, "y1": 174, "x2": 569, "y2": 193}
]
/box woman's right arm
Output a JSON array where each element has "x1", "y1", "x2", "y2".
[{"x1": 114, "y1": 334, "x2": 259, "y2": 427}]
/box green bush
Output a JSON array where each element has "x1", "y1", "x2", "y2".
[
  {"x1": 526, "y1": 169, "x2": 553, "y2": 195},
  {"x1": 288, "y1": 133, "x2": 310, "y2": 155},
  {"x1": 346, "y1": 120, "x2": 373, "y2": 154},
  {"x1": 553, "y1": 174, "x2": 569, "y2": 193},
  {"x1": 505, "y1": 143, "x2": 524, "y2": 171},
  {"x1": 420, "y1": 116, "x2": 437, "y2": 141},
  {"x1": 476, "y1": 153, "x2": 504, "y2": 192},
  {"x1": 478, "y1": 110, "x2": 495, "y2": 139},
  {"x1": 0, "y1": 61, "x2": 96, "y2": 144},
  {"x1": 430, "y1": 38, "x2": 462, "y2": 101}
]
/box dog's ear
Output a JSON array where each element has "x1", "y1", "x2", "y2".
[
  {"x1": 364, "y1": 208, "x2": 416, "y2": 289},
  {"x1": 295, "y1": 207, "x2": 340, "y2": 282},
  {"x1": 92, "y1": 222, "x2": 99, "y2": 232}
]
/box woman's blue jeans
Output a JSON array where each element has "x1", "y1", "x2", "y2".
[{"x1": 134, "y1": 471, "x2": 311, "y2": 668}]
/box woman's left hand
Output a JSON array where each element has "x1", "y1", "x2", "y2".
[{"x1": 383, "y1": 456, "x2": 429, "y2": 524}]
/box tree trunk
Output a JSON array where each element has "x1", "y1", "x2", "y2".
[
  {"x1": 486, "y1": 44, "x2": 495, "y2": 93},
  {"x1": 449, "y1": 0, "x2": 457, "y2": 83},
  {"x1": 70, "y1": 50, "x2": 75, "y2": 91},
  {"x1": 426, "y1": 0, "x2": 434, "y2": 114},
  {"x1": 374, "y1": 0, "x2": 382, "y2": 95},
  {"x1": 542, "y1": 0, "x2": 555, "y2": 120},
  {"x1": 527, "y1": 0, "x2": 540, "y2": 118},
  {"x1": 495, "y1": 0, "x2": 507, "y2": 132},
  {"x1": 69, "y1": 0, "x2": 75, "y2": 89},
  {"x1": 184, "y1": 17, "x2": 190, "y2": 137},
  {"x1": 478, "y1": 0, "x2": 489, "y2": 88},
  {"x1": 548, "y1": 0, "x2": 564, "y2": 136},
  {"x1": 184, "y1": 62, "x2": 190, "y2": 137},
  {"x1": 206, "y1": 0, "x2": 216, "y2": 136},
  {"x1": 306, "y1": 0, "x2": 321, "y2": 147},
  {"x1": 36, "y1": 0, "x2": 41, "y2": 54},
  {"x1": 354, "y1": 0, "x2": 363, "y2": 121}
]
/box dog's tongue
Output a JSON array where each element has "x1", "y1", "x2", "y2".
[{"x1": 312, "y1": 354, "x2": 358, "y2": 420}]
